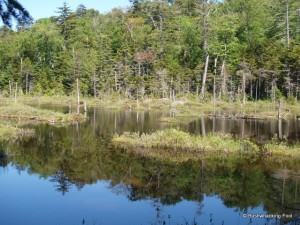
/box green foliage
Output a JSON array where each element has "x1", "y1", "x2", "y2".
[{"x1": 0, "y1": 0, "x2": 300, "y2": 102}]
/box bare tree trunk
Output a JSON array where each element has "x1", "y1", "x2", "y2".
[
  {"x1": 213, "y1": 57, "x2": 217, "y2": 114},
  {"x1": 278, "y1": 99, "x2": 283, "y2": 119},
  {"x1": 172, "y1": 90, "x2": 175, "y2": 102},
  {"x1": 93, "y1": 71, "x2": 97, "y2": 98},
  {"x1": 278, "y1": 118, "x2": 283, "y2": 139},
  {"x1": 202, "y1": 14, "x2": 208, "y2": 62},
  {"x1": 213, "y1": 76, "x2": 216, "y2": 114},
  {"x1": 221, "y1": 60, "x2": 226, "y2": 97},
  {"x1": 77, "y1": 78, "x2": 80, "y2": 105},
  {"x1": 255, "y1": 80, "x2": 258, "y2": 101},
  {"x1": 200, "y1": 55, "x2": 209, "y2": 100},
  {"x1": 271, "y1": 80, "x2": 275, "y2": 104},
  {"x1": 287, "y1": 68, "x2": 291, "y2": 97},
  {"x1": 242, "y1": 72, "x2": 246, "y2": 105}
]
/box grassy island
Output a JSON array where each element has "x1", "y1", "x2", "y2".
[
  {"x1": 113, "y1": 128, "x2": 300, "y2": 161},
  {"x1": 0, "y1": 102, "x2": 85, "y2": 143},
  {"x1": 0, "y1": 102, "x2": 85, "y2": 123}
]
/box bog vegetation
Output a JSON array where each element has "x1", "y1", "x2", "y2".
[
  {"x1": 0, "y1": 0, "x2": 299, "y2": 104},
  {"x1": 113, "y1": 128, "x2": 300, "y2": 161}
]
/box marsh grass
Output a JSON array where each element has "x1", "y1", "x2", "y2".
[
  {"x1": 113, "y1": 129, "x2": 261, "y2": 161},
  {"x1": 0, "y1": 95, "x2": 300, "y2": 122},
  {"x1": 0, "y1": 102, "x2": 84, "y2": 123},
  {"x1": 0, "y1": 102, "x2": 85, "y2": 142},
  {"x1": 113, "y1": 128, "x2": 300, "y2": 161},
  {"x1": 3, "y1": 96, "x2": 300, "y2": 120}
]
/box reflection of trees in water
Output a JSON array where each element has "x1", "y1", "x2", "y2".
[
  {"x1": 3, "y1": 118, "x2": 300, "y2": 220},
  {"x1": 50, "y1": 169, "x2": 86, "y2": 195},
  {"x1": 151, "y1": 198, "x2": 164, "y2": 225},
  {"x1": 0, "y1": 146, "x2": 8, "y2": 167},
  {"x1": 50, "y1": 170, "x2": 72, "y2": 195},
  {"x1": 188, "y1": 116, "x2": 300, "y2": 145},
  {"x1": 269, "y1": 169, "x2": 300, "y2": 222}
]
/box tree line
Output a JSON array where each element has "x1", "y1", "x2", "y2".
[{"x1": 0, "y1": 0, "x2": 299, "y2": 102}]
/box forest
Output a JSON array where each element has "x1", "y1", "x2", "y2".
[{"x1": 0, "y1": 0, "x2": 300, "y2": 103}]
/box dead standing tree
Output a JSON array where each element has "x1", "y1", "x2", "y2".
[
  {"x1": 237, "y1": 62, "x2": 251, "y2": 105},
  {"x1": 197, "y1": 0, "x2": 215, "y2": 101}
]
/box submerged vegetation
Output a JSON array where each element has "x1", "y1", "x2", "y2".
[{"x1": 113, "y1": 128, "x2": 300, "y2": 161}]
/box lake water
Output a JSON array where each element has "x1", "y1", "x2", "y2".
[{"x1": 1, "y1": 107, "x2": 300, "y2": 225}]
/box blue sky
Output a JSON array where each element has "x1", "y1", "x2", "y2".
[{"x1": 17, "y1": 0, "x2": 131, "y2": 21}]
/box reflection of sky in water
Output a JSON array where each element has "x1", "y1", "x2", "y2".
[{"x1": 0, "y1": 164, "x2": 278, "y2": 225}]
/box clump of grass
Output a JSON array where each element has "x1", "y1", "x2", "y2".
[
  {"x1": 0, "y1": 103, "x2": 84, "y2": 123},
  {"x1": 113, "y1": 129, "x2": 259, "y2": 161}
]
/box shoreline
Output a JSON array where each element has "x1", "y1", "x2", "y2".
[{"x1": 1, "y1": 95, "x2": 299, "y2": 121}]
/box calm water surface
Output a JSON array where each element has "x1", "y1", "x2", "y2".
[{"x1": 1, "y1": 106, "x2": 300, "y2": 225}]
